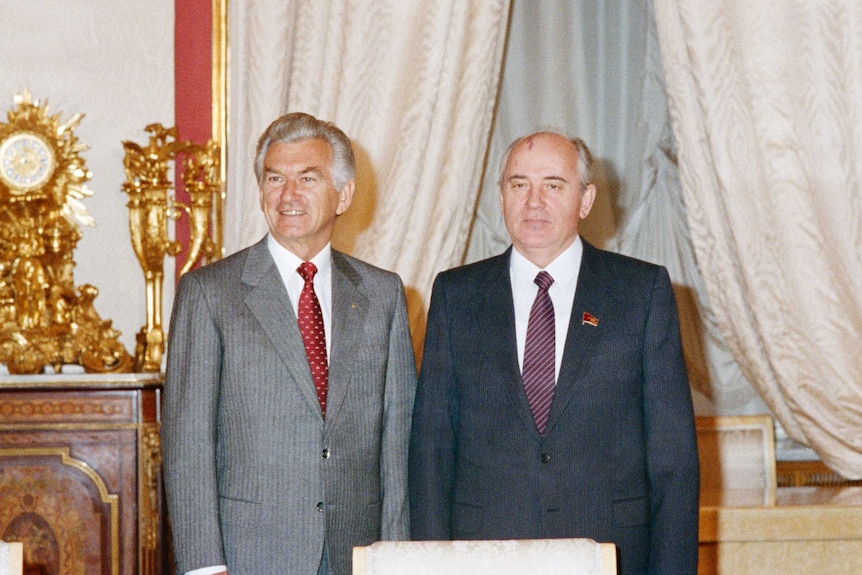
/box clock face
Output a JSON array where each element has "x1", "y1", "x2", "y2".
[{"x1": 0, "y1": 132, "x2": 57, "y2": 192}]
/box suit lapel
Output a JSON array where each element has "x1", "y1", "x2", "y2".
[
  {"x1": 476, "y1": 250, "x2": 541, "y2": 437},
  {"x1": 545, "y1": 241, "x2": 612, "y2": 435},
  {"x1": 241, "y1": 239, "x2": 324, "y2": 418},
  {"x1": 325, "y1": 251, "x2": 368, "y2": 428}
]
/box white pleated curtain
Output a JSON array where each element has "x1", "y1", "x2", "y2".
[
  {"x1": 223, "y1": 0, "x2": 510, "y2": 356},
  {"x1": 653, "y1": 0, "x2": 862, "y2": 477},
  {"x1": 222, "y1": 0, "x2": 862, "y2": 476},
  {"x1": 469, "y1": 1, "x2": 766, "y2": 426}
]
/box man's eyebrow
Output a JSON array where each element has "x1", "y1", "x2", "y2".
[
  {"x1": 299, "y1": 165, "x2": 325, "y2": 176},
  {"x1": 263, "y1": 165, "x2": 324, "y2": 175},
  {"x1": 506, "y1": 174, "x2": 569, "y2": 183}
]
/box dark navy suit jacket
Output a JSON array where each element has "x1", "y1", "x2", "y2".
[{"x1": 409, "y1": 241, "x2": 699, "y2": 575}]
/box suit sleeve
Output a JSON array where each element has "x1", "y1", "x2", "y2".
[
  {"x1": 162, "y1": 273, "x2": 227, "y2": 572},
  {"x1": 643, "y1": 267, "x2": 700, "y2": 574},
  {"x1": 379, "y1": 278, "x2": 418, "y2": 540},
  {"x1": 409, "y1": 274, "x2": 457, "y2": 540}
]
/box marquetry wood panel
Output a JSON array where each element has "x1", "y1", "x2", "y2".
[{"x1": 0, "y1": 373, "x2": 164, "y2": 575}]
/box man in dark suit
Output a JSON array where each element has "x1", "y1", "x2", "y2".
[
  {"x1": 409, "y1": 131, "x2": 699, "y2": 574},
  {"x1": 162, "y1": 113, "x2": 417, "y2": 575}
]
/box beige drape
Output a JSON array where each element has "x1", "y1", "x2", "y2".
[
  {"x1": 224, "y1": 1, "x2": 511, "y2": 353},
  {"x1": 654, "y1": 0, "x2": 862, "y2": 477}
]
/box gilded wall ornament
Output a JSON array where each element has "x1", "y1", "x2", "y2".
[
  {"x1": 0, "y1": 92, "x2": 133, "y2": 374},
  {"x1": 122, "y1": 124, "x2": 221, "y2": 371}
]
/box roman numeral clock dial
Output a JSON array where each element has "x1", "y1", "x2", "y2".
[{"x1": 0, "y1": 132, "x2": 56, "y2": 192}]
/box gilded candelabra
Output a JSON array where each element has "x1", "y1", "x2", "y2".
[
  {"x1": 0, "y1": 92, "x2": 133, "y2": 374},
  {"x1": 122, "y1": 124, "x2": 221, "y2": 372}
]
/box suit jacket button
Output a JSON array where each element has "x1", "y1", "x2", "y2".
[
  {"x1": 541, "y1": 453, "x2": 552, "y2": 463},
  {"x1": 322, "y1": 448, "x2": 330, "y2": 459},
  {"x1": 316, "y1": 502, "x2": 324, "y2": 512}
]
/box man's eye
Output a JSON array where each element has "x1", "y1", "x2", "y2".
[
  {"x1": 266, "y1": 176, "x2": 283, "y2": 185},
  {"x1": 301, "y1": 176, "x2": 317, "y2": 183}
]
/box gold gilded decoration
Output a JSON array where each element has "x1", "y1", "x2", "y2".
[
  {"x1": 122, "y1": 124, "x2": 221, "y2": 372},
  {"x1": 0, "y1": 92, "x2": 133, "y2": 375},
  {"x1": 212, "y1": 0, "x2": 228, "y2": 259},
  {"x1": 139, "y1": 424, "x2": 162, "y2": 575}
]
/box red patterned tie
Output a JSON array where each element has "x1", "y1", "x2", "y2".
[
  {"x1": 297, "y1": 262, "x2": 328, "y2": 416},
  {"x1": 522, "y1": 271, "x2": 555, "y2": 435}
]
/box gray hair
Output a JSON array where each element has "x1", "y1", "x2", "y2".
[
  {"x1": 497, "y1": 131, "x2": 593, "y2": 190},
  {"x1": 254, "y1": 112, "x2": 355, "y2": 190}
]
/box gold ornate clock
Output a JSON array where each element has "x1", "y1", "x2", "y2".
[
  {"x1": 0, "y1": 131, "x2": 57, "y2": 192},
  {"x1": 0, "y1": 91, "x2": 132, "y2": 374}
]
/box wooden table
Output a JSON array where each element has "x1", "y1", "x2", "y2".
[
  {"x1": 699, "y1": 487, "x2": 862, "y2": 574},
  {"x1": 0, "y1": 373, "x2": 166, "y2": 575}
]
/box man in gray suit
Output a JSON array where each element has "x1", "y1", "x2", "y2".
[
  {"x1": 409, "y1": 131, "x2": 699, "y2": 574},
  {"x1": 162, "y1": 112, "x2": 417, "y2": 575}
]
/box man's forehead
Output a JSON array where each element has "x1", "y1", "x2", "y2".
[
  {"x1": 267, "y1": 137, "x2": 332, "y2": 158},
  {"x1": 264, "y1": 139, "x2": 331, "y2": 170},
  {"x1": 505, "y1": 137, "x2": 578, "y2": 176},
  {"x1": 522, "y1": 134, "x2": 539, "y2": 150},
  {"x1": 518, "y1": 132, "x2": 574, "y2": 152}
]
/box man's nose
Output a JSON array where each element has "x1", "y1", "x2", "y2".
[
  {"x1": 280, "y1": 180, "x2": 299, "y2": 200},
  {"x1": 526, "y1": 184, "x2": 544, "y2": 207}
]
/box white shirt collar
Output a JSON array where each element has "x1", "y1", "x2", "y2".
[
  {"x1": 510, "y1": 236, "x2": 583, "y2": 291},
  {"x1": 267, "y1": 235, "x2": 332, "y2": 279},
  {"x1": 509, "y1": 237, "x2": 584, "y2": 379},
  {"x1": 266, "y1": 235, "x2": 334, "y2": 355}
]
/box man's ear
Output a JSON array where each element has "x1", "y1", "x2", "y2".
[
  {"x1": 579, "y1": 183, "x2": 597, "y2": 219},
  {"x1": 336, "y1": 180, "x2": 356, "y2": 215}
]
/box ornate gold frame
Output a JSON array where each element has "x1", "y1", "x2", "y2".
[{"x1": 213, "y1": 0, "x2": 228, "y2": 259}]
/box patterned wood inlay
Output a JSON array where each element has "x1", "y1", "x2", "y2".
[{"x1": 0, "y1": 396, "x2": 132, "y2": 423}]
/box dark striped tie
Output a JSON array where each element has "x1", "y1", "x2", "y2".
[{"x1": 522, "y1": 271, "x2": 555, "y2": 435}]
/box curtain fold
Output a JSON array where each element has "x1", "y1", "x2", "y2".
[
  {"x1": 221, "y1": 0, "x2": 862, "y2": 474},
  {"x1": 614, "y1": 1, "x2": 765, "y2": 418},
  {"x1": 225, "y1": 1, "x2": 510, "y2": 354},
  {"x1": 468, "y1": 1, "x2": 651, "y2": 263},
  {"x1": 654, "y1": 0, "x2": 862, "y2": 477},
  {"x1": 468, "y1": 0, "x2": 766, "y2": 421}
]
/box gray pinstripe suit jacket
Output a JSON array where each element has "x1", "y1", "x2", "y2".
[{"x1": 162, "y1": 238, "x2": 416, "y2": 575}]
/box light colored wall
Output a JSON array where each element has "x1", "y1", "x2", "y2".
[{"x1": 1, "y1": 0, "x2": 175, "y2": 365}]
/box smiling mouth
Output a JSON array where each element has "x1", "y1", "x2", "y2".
[{"x1": 281, "y1": 209, "x2": 306, "y2": 216}]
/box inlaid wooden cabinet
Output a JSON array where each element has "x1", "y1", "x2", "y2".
[{"x1": 0, "y1": 373, "x2": 166, "y2": 575}]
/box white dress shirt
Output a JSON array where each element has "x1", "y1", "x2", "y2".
[
  {"x1": 268, "y1": 234, "x2": 333, "y2": 357},
  {"x1": 510, "y1": 237, "x2": 583, "y2": 382},
  {"x1": 183, "y1": 237, "x2": 334, "y2": 575}
]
